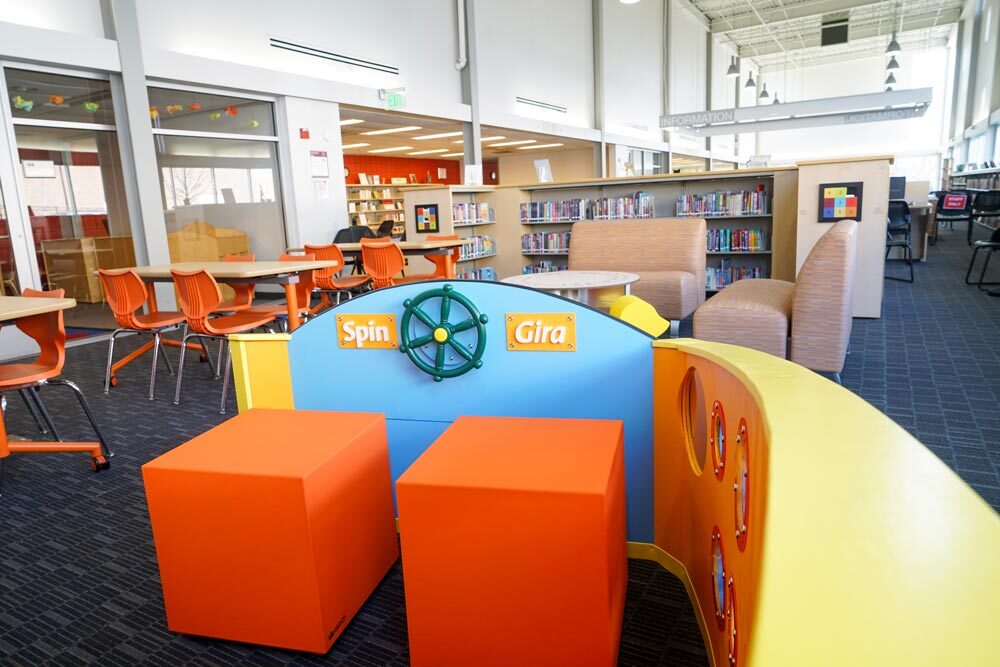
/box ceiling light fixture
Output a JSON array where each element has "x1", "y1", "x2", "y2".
[
  {"x1": 413, "y1": 131, "x2": 464, "y2": 140},
  {"x1": 341, "y1": 142, "x2": 370, "y2": 149},
  {"x1": 885, "y1": 32, "x2": 901, "y2": 55},
  {"x1": 368, "y1": 145, "x2": 414, "y2": 153},
  {"x1": 489, "y1": 139, "x2": 537, "y2": 147},
  {"x1": 885, "y1": 73, "x2": 897, "y2": 85},
  {"x1": 772, "y1": 95, "x2": 780, "y2": 104},
  {"x1": 453, "y1": 136, "x2": 506, "y2": 144},
  {"x1": 442, "y1": 152, "x2": 465, "y2": 157},
  {"x1": 360, "y1": 125, "x2": 422, "y2": 135},
  {"x1": 885, "y1": 86, "x2": 893, "y2": 92},
  {"x1": 886, "y1": 56, "x2": 900, "y2": 70},
  {"x1": 408, "y1": 148, "x2": 449, "y2": 155},
  {"x1": 726, "y1": 56, "x2": 739, "y2": 78},
  {"x1": 518, "y1": 143, "x2": 564, "y2": 150},
  {"x1": 619, "y1": 0, "x2": 640, "y2": 4},
  {"x1": 339, "y1": 119, "x2": 364, "y2": 126},
  {"x1": 759, "y1": 83, "x2": 769, "y2": 100},
  {"x1": 745, "y1": 71, "x2": 756, "y2": 88}
]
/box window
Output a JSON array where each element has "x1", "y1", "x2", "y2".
[{"x1": 149, "y1": 88, "x2": 286, "y2": 263}]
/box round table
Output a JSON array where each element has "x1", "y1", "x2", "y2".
[{"x1": 502, "y1": 270, "x2": 640, "y2": 310}]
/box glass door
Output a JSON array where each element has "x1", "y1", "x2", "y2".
[{"x1": 3, "y1": 67, "x2": 135, "y2": 335}]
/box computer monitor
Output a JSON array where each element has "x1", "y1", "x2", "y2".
[{"x1": 889, "y1": 176, "x2": 906, "y2": 200}]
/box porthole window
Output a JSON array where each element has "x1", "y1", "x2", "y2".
[
  {"x1": 711, "y1": 526, "x2": 726, "y2": 630},
  {"x1": 711, "y1": 401, "x2": 726, "y2": 480},
  {"x1": 727, "y1": 577, "x2": 738, "y2": 665},
  {"x1": 734, "y1": 418, "x2": 749, "y2": 551},
  {"x1": 681, "y1": 367, "x2": 709, "y2": 474}
]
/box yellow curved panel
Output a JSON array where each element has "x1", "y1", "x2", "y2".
[
  {"x1": 652, "y1": 338, "x2": 1000, "y2": 667},
  {"x1": 228, "y1": 333, "x2": 293, "y2": 412}
]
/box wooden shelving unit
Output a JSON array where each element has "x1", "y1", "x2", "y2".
[{"x1": 345, "y1": 184, "x2": 406, "y2": 235}]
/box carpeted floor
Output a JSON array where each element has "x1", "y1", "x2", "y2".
[{"x1": 1, "y1": 222, "x2": 998, "y2": 665}]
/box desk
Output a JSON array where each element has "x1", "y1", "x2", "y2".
[
  {"x1": 502, "y1": 270, "x2": 640, "y2": 310},
  {"x1": 908, "y1": 202, "x2": 935, "y2": 261},
  {"x1": 131, "y1": 260, "x2": 338, "y2": 331},
  {"x1": 288, "y1": 239, "x2": 470, "y2": 279},
  {"x1": 0, "y1": 295, "x2": 111, "y2": 479}
]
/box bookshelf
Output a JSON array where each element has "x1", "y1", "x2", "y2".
[
  {"x1": 947, "y1": 166, "x2": 1000, "y2": 192},
  {"x1": 345, "y1": 184, "x2": 407, "y2": 236}
]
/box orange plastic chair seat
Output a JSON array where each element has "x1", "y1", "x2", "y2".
[
  {"x1": 247, "y1": 303, "x2": 311, "y2": 318},
  {"x1": 0, "y1": 363, "x2": 60, "y2": 389},
  {"x1": 214, "y1": 298, "x2": 253, "y2": 313},
  {"x1": 203, "y1": 310, "x2": 276, "y2": 334},
  {"x1": 396, "y1": 416, "x2": 628, "y2": 667},
  {"x1": 142, "y1": 409, "x2": 399, "y2": 653},
  {"x1": 134, "y1": 310, "x2": 186, "y2": 328},
  {"x1": 320, "y1": 275, "x2": 371, "y2": 291}
]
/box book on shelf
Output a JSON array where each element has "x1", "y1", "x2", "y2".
[
  {"x1": 521, "y1": 231, "x2": 571, "y2": 254},
  {"x1": 590, "y1": 191, "x2": 654, "y2": 220},
  {"x1": 706, "y1": 228, "x2": 768, "y2": 252},
  {"x1": 520, "y1": 199, "x2": 587, "y2": 223},
  {"x1": 357, "y1": 213, "x2": 368, "y2": 226},
  {"x1": 519, "y1": 192, "x2": 655, "y2": 223},
  {"x1": 453, "y1": 201, "x2": 492, "y2": 224},
  {"x1": 523, "y1": 261, "x2": 567, "y2": 274},
  {"x1": 457, "y1": 266, "x2": 496, "y2": 281},
  {"x1": 358, "y1": 173, "x2": 370, "y2": 185},
  {"x1": 348, "y1": 202, "x2": 357, "y2": 213},
  {"x1": 459, "y1": 235, "x2": 495, "y2": 260},
  {"x1": 677, "y1": 188, "x2": 769, "y2": 217},
  {"x1": 390, "y1": 177, "x2": 407, "y2": 184},
  {"x1": 705, "y1": 259, "x2": 765, "y2": 291},
  {"x1": 372, "y1": 175, "x2": 381, "y2": 185}
]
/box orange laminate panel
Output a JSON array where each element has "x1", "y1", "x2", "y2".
[
  {"x1": 141, "y1": 409, "x2": 398, "y2": 653},
  {"x1": 396, "y1": 415, "x2": 627, "y2": 667}
]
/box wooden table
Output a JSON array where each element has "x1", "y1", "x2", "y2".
[
  {"x1": 502, "y1": 271, "x2": 640, "y2": 310},
  {"x1": 132, "y1": 260, "x2": 339, "y2": 332},
  {"x1": 0, "y1": 295, "x2": 110, "y2": 478},
  {"x1": 289, "y1": 239, "x2": 471, "y2": 279}
]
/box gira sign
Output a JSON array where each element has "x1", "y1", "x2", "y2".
[{"x1": 505, "y1": 313, "x2": 576, "y2": 352}]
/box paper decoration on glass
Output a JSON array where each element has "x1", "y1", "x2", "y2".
[
  {"x1": 817, "y1": 182, "x2": 863, "y2": 223},
  {"x1": 415, "y1": 204, "x2": 440, "y2": 233}
]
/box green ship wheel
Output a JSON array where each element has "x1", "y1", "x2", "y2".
[{"x1": 399, "y1": 284, "x2": 489, "y2": 382}]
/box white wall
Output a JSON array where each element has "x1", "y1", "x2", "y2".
[
  {"x1": 135, "y1": 0, "x2": 463, "y2": 118},
  {"x1": 756, "y1": 49, "x2": 950, "y2": 162},
  {"x1": 476, "y1": 0, "x2": 595, "y2": 131},
  {"x1": 278, "y1": 97, "x2": 349, "y2": 248},
  {"x1": 972, "y1": 0, "x2": 999, "y2": 123},
  {"x1": 602, "y1": 0, "x2": 663, "y2": 142},
  {"x1": 0, "y1": 0, "x2": 105, "y2": 38},
  {"x1": 669, "y1": 1, "x2": 707, "y2": 115}
]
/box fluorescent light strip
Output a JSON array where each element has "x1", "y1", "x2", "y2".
[
  {"x1": 413, "y1": 131, "x2": 463, "y2": 140},
  {"x1": 361, "y1": 125, "x2": 422, "y2": 136},
  {"x1": 442, "y1": 152, "x2": 465, "y2": 157},
  {"x1": 408, "y1": 148, "x2": 449, "y2": 155},
  {"x1": 489, "y1": 139, "x2": 536, "y2": 147},
  {"x1": 339, "y1": 119, "x2": 364, "y2": 126},
  {"x1": 368, "y1": 145, "x2": 413, "y2": 153},
  {"x1": 518, "y1": 143, "x2": 564, "y2": 150},
  {"x1": 341, "y1": 142, "x2": 370, "y2": 149},
  {"x1": 453, "y1": 136, "x2": 506, "y2": 144}
]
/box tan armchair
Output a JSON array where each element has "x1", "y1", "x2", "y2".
[
  {"x1": 568, "y1": 218, "x2": 706, "y2": 323},
  {"x1": 693, "y1": 219, "x2": 857, "y2": 381}
]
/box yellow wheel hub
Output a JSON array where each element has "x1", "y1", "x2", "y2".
[{"x1": 433, "y1": 327, "x2": 449, "y2": 343}]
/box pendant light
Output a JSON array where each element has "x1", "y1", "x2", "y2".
[
  {"x1": 758, "y1": 83, "x2": 769, "y2": 100},
  {"x1": 886, "y1": 56, "x2": 900, "y2": 70},
  {"x1": 885, "y1": 73, "x2": 897, "y2": 85},
  {"x1": 772, "y1": 94, "x2": 780, "y2": 104},
  {"x1": 745, "y1": 71, "x2": 756, "y2": 88},
  {"x1": 885, "y1": 32, "x2": 901, "y2": 54},
  {"x1": 885, "y1": 86, "x2": 893, "y2": 92},
  {"x1": 726, "y1": 56, "x2": 739, "y2": 78}
]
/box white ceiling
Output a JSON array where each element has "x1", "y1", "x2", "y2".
[
  {"x1": 338, "y1": 106, "x2": 593, "y2": 160},
  {"x1": 692, "y1": 0, "x2": 962, "y2": 71}
]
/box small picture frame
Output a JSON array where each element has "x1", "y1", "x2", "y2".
[
  {"x1": 818, "y1": 182, "x2": 863, "y2": 223},
  {"x1": 415, "y1": 203, "x2": 440, "y2": 233}
]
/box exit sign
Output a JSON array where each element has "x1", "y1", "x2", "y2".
[{"x1": 383, "y1": 88, "x2": 406, "y2": 111}]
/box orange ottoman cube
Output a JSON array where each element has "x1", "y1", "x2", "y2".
[
  {"x1": 142, "y1": 409, "x2": 398, "y2": 653},
  {"x1": 396, "y1": 416, "x2": 627, "y2": 667}
]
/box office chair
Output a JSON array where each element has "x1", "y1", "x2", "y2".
[
  {"x1": 930, "y1": 190, "x2": 972, "y2": 244},
  {"x1": 885, "y1": 200, "x2": 913, "y2": 282},
  {"x1": 970, "y1": 190, "x2": 1000, "y2": 245}
]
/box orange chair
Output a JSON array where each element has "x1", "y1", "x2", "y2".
[
  {"x1": 217, "y1": 253, "x2": 256, "y2": 312},
  {"x1": 0, "y1": 288, "x2": 112, "y2": 491},
  {"x1": 360, "y1": 238, "x2": 426, "y2": 289},
  {"x1": 247, "y1": 254, "x2": 316, "y2": 329},
  {"x1": 99, "y1": 269, "x2": 187, "y2": 400},
  {"x1": 303, "y1": 243, "x2": 371, "y2": 309},
  {"x1": 406, "y1": 234, "x2": 461, "y2": 281},
  {"x1": 171, "y1": 269, "x2": 276, "y2": 414}
]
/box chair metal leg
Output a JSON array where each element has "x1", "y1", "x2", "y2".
[
  {"x1": 219, "y1": 340, "x2": 233, "y2": 415},
  {"x1": 833, "y1": 372, "x2": 842, "y2": 385},
  {"x1": 965, "y1": 246, "x2": 986, "y2": 284},
  {"x1": 148, "y1": 332, "x2": 162, "y2": 400},
  {"x1": 160, "y1": 333, "x2": 175, "y2": 376},
  {"x1": 103, "y1": 329, "x2": 123, "y2": 393},
  {"x1": 47, "y1": 379, "x2": 113, "y2": 458},
  {"x1": 977, "y1": 249, "x2": 999, "y2": 291},
  {"x1": 215, "y1": 339, "x2": 225, "y2": 379},
  {"x1": 28, "y1": 386, "x2": 62, "y2": 442},
  {"x1": 174, "y1": 333, "x2": 192, "y2": 405},
  {"x1": 18, "y1": 388, "x2": 48, "y2": 434}
]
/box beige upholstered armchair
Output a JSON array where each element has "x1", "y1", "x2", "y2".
[
  {"x1": 693, "y1": 219, "x2": 857, "y2": 382},
  {"x1": 569, "y1": 218, "x2": 706, "y2": 325}
]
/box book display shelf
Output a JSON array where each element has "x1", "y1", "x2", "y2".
[
  {"x1": 346, "y1": 182, "x2": 407, "y2": 236},
  {"x1": 947, "y1": 166, "x2": 1000, "y2": 192}
]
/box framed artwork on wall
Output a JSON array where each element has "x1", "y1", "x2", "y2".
[
  {"x1": 415, "y1": 204, "x2": 439, "y2": 233},
  {"x1": 818, "y1": 182, "x2": 863, "y2": 223}
]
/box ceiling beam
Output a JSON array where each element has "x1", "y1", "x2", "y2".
[
  {"x1": 736, "y1": 9, "x2": 960, "y2": 58},
  {"x1": 711, "y1": 0, "x2": 889, "y2": 33}
]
